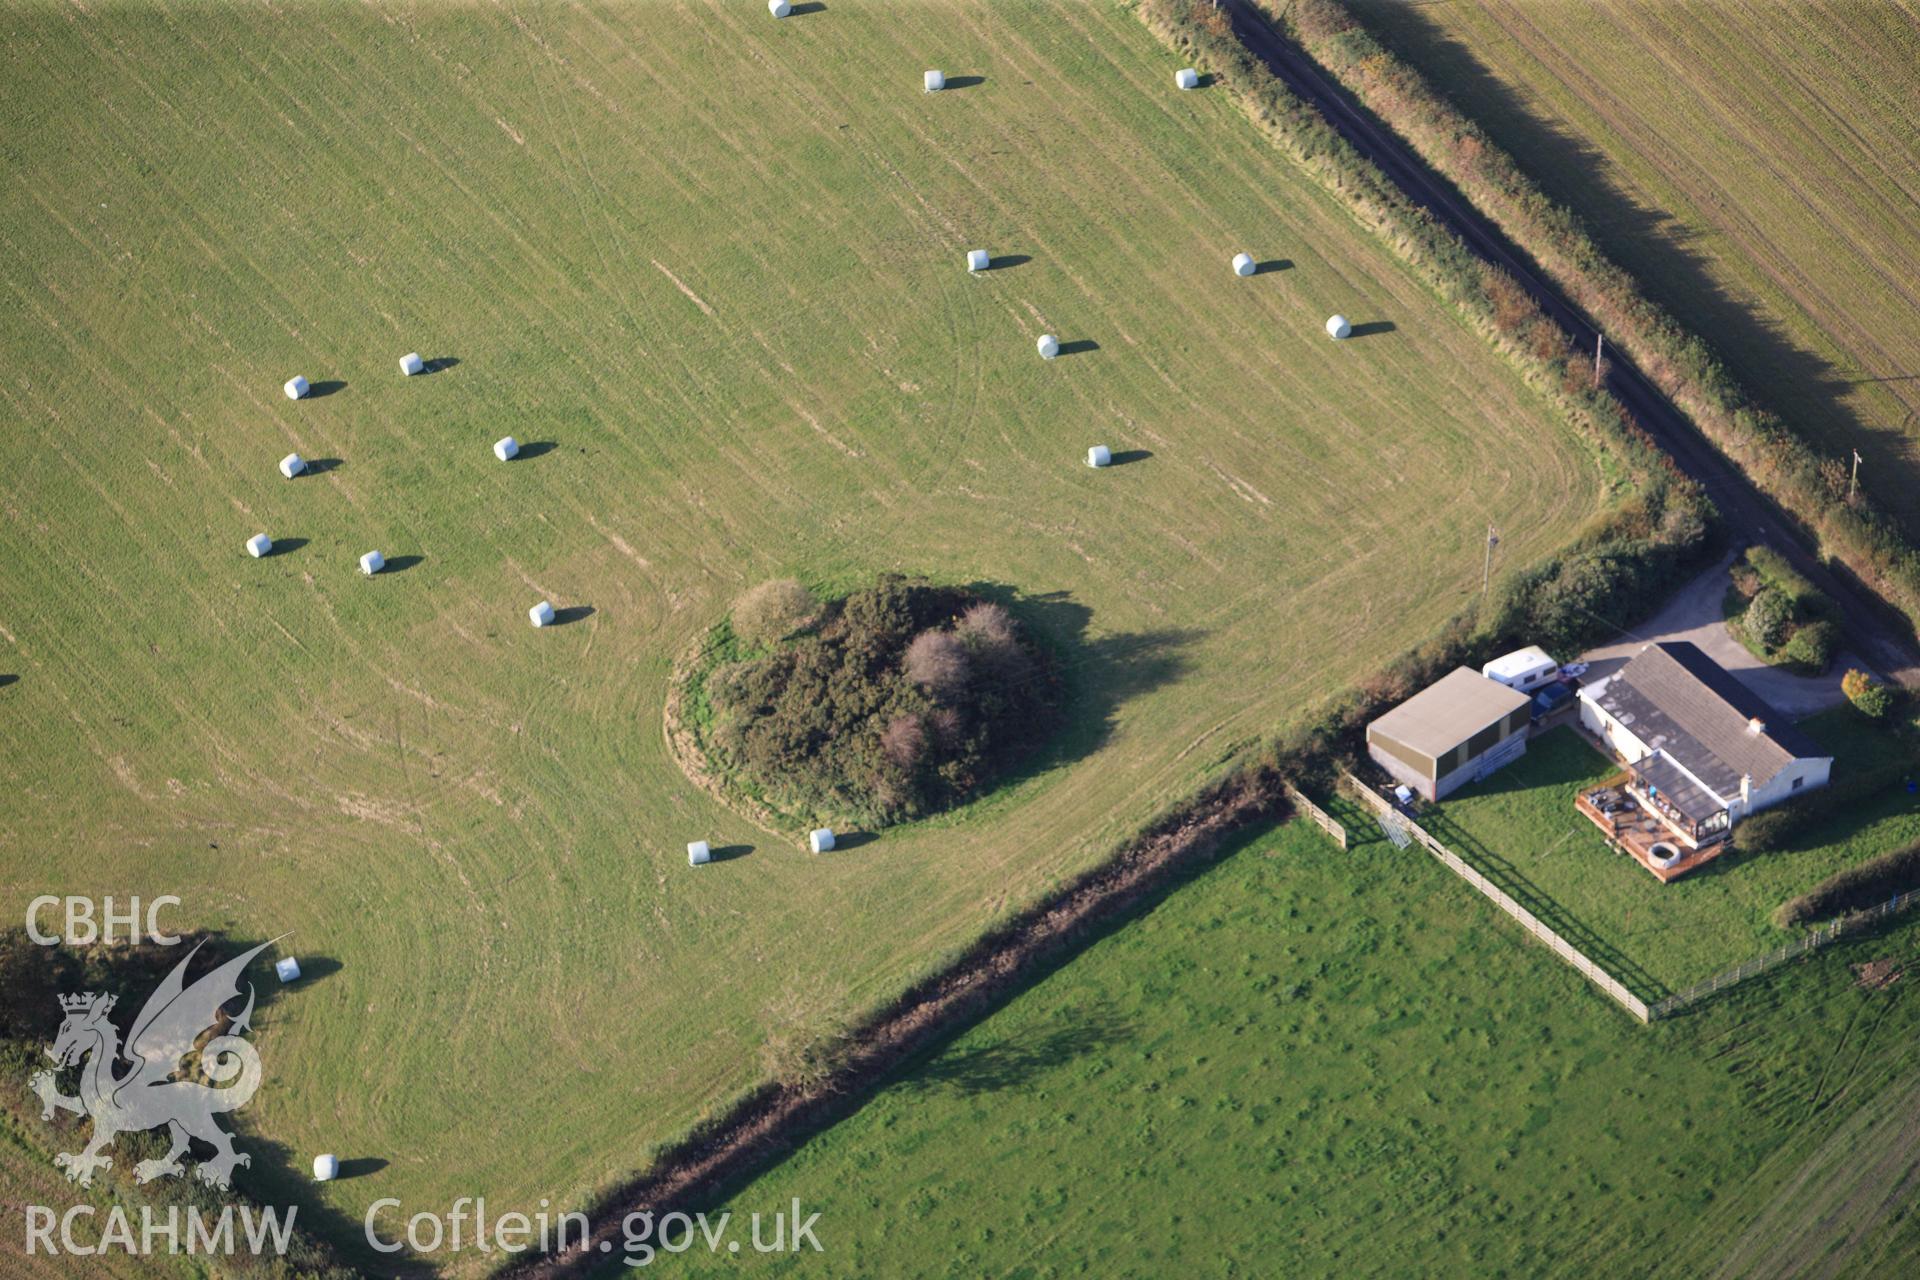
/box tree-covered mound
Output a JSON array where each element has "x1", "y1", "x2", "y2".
[{"x1": 695, "y1": 576, "x2": 1063, "y2": 829}]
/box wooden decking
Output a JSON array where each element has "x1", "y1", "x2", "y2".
[{"x1": 1575, "y1": 778, "x2": 1735, "y2": 883}]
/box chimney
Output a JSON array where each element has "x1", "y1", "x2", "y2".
[
  {"x1": 1747, "y1": 716, "x2": 1766, "y2": 736},
  {"x1": 1740, "y1": 773, "x2": 1752, "y2": 805}
]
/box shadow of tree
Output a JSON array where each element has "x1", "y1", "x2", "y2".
[
  {"x1": 964, "y1": 584, "x2": 1200, "y2": 789},
  {"x1": 896, "y1": 1003, "x2": 1134, "y2": 1096}
]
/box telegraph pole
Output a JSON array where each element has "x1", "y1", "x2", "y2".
[
  {"x1": 1593, "y1": 332, "x2": 1605, "y2": 389},
  {"x1": 1483, "y1": 524, "x2": 1500, "y2": 599},
  {"x1": 1848, "y1": 448, "x2": 1862, "y2": 504}
]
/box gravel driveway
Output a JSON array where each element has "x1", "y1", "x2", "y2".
[{"x1": 1578, "y1": 553, "x2": 1859, "y2": 719}]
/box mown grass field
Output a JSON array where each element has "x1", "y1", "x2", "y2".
[
  {"x1": 647, "y1": 819, "x2": 1920, "y2": 1278},
  {"x1": 0, "y1": 0, "x2": 1602, "y2": 1263},
  {"x1": 1347, "y1": 0, "x2": 1920, "y2": 531},
  {"x1": 1431, "y1": 714, "x2": 1920, "y2": 997}
]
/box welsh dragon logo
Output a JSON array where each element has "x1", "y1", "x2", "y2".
[{"x1": 27, "y1": 939, "x2": 274, "y2": 1189}]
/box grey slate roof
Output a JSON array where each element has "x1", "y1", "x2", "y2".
[{"x1": 1591, "y1": 642, "x2": 1827, "y2": 798}]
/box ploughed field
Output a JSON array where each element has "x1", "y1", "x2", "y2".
[
  {"x1": 0, "y1": 0, "x2": 1598, "y2": 1256},
  {"x1": 1348, "y1": 0, "x2": 1920, "y2": 532}
]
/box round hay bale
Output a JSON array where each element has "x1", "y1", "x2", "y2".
[
  {"x1": 398, "y1": 352, "x2": 424, "y2": 376},
  {"x1": 1232, "y1": 252, "x2": 1256, "y2": 277},
  {"x1": 924, "y1": 69, "x2": 945, "y2": 92},
  {"x1": 529, "y1": 600, "x2": 555, "y2": 628},
  {"x1": 312, "y1": 1154, "x2": 338, "y2": 1182},
  {"x1": 359, "y1": 550, "x2": 385, "y2": 576},
  {"x1": 283, "y1": 376, "x2": 309, "y2": 401},
  {"x1": 1175, "y1": 68, "x2": 1199, "y2": 91},
  {"x1": 1326, "y1": 314, "x2": 1352, "y2": 340},
  {"x1": 1037, "y1": 334, "x2": 1060, "y2": 359},
  {"x1": 1087, "y1": 445, "x2": 1112, "y2": 468},
  {"x1": 769, "y1": 0, "x2": 791, "y2": 15},
  {"x1": 966, "y1": 249, "x2": 990, "y2": 273},
  {"x1": 246, "y1": 533, "x2": 273, "y2": 559}
]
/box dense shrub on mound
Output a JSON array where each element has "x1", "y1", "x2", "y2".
[
  {"x1": 1724, "y1": 546, "x2": 1843, "y2": 674},
  {"x1": 1775, "y1": 840, "x2": 1920, "y2": 928},
  {"x1": 704, "y1": 576, "x2": 1061, "y2": 827}
]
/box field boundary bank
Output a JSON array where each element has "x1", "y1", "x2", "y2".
[
  {"x1": 502, "y1": 766, "x2": 1287, "y2": 1277},
  {"x1": 1256, "y1": 0, "x2": 1920, "y2": 665},
  {"x1": 1342, "y1": 772, "x2": 1653, "y2": 1021}
]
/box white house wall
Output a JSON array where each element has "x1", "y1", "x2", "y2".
[
  {"x1": 1579, "y1": 696, "x2": 1650, "y2": 765},
  {"x1": 1742, "y1": 756, "x2": 1834, "y2": 818}
]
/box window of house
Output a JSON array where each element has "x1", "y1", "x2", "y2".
[{"x1": 1791, "y1": 776, "x2": 1804, "y2": 791}]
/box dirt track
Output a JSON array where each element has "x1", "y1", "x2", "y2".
[{"x1": 1222, "y1": 0, "x2": 1920, "y2": 687}]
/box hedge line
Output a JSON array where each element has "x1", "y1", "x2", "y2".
[
  {"x1": 1276, "y1": 0, "x2": 1920, "y2": 641},
  {"x1": 1140, "y1": 0, "x2": 1715, "y2": 781},
  {"x1": 1142, "y1": 1, "x2": 1706, "y2": 529},
  {"x1": 1775, "y1": 839, "x2": 1920, "y2": 928}
]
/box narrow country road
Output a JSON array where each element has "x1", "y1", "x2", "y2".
[{"x1": 1222, "y1": 0, "x2": 1920, "y2": 685}]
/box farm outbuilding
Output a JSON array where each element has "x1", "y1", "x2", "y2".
[
  {"x1": 399, "y1": 352, "x2": 425, "y2": 376},
  {"x1": 359, "y1": 551, "x2": 385, "y2": 576},
  {"x1": 274, "y1": 956, "x2": 300, "y2": 983},
  {"x1": 1087, "y1": 445, "x2": 1112, "y2": 468},
  {"x1": 1175, "y1": 68, "x2": 1199, "y2": 90},
  {"x1": 494, "y1": 436, "x2": 520, "y2": 462},
  {"x1": 246, "y1": 533, "x2": 272, "y2": 559},
  {"x1": 312, "y1": 1154, "x2": 338, "y2": 1182},
  {"x1": 967, "y1": 249, "x2": 990, "y2": 273},
  {"x1": 284, "y1": 376, "x2": 309, "y2": 401},
  {"x1": 924, "y1": 70, "x2": 945, "y2": 92},
  {"x1": 279, "y1": 453, "x2": 306, "y2": 479},
  {"x1": 529, "y1": 601, "x2": 555, "y2": 628},
  {"x1": 809, "y1": 828, "x2": 836, "y2": 854},
  {"x1": 1232, "y1": 252, "x2": 1256, "y2": 277},
  {"x1": 1367, "y1": 667, "x2": 1531, "y2": 801},
  {"x1": 687, "y1": 840, "x2": 711, "y2": 866},
  {"x1": 1037, "y1": 334, "x2": 1060, "y2": 359},
  {"x1": 1326, "y1": 315, "x2": 1352, "y2": 339}
]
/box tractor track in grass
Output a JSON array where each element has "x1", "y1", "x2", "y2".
[
  {"x1": 1220, "y1": 0, "x2": 1920, "y2": 687},
  {"x1": 501, "y1": 765, "x2": 1286, "y2": 1278}
]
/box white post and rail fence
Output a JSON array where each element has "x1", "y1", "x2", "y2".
[
  {"x1": 1284, "y1": 782, "x2": 1347, "y2": 851},
  {"x1": 1337, "y1": 772, "x2": 1920, "y2": 1023}
]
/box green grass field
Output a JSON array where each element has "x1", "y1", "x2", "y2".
[
  {"x1": 0, "y1": 0, "x2": 1602, "y2": 1260},
  {"x1": 1347, "y1": 0, "x2": 1920, "y2": 532},
  {"x1": 1428, "y1": 714, "x2": 1920, "y2": 997},
  {"x1": 643, "y1": 820, "x2": 1920, "y2": 1278}
]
